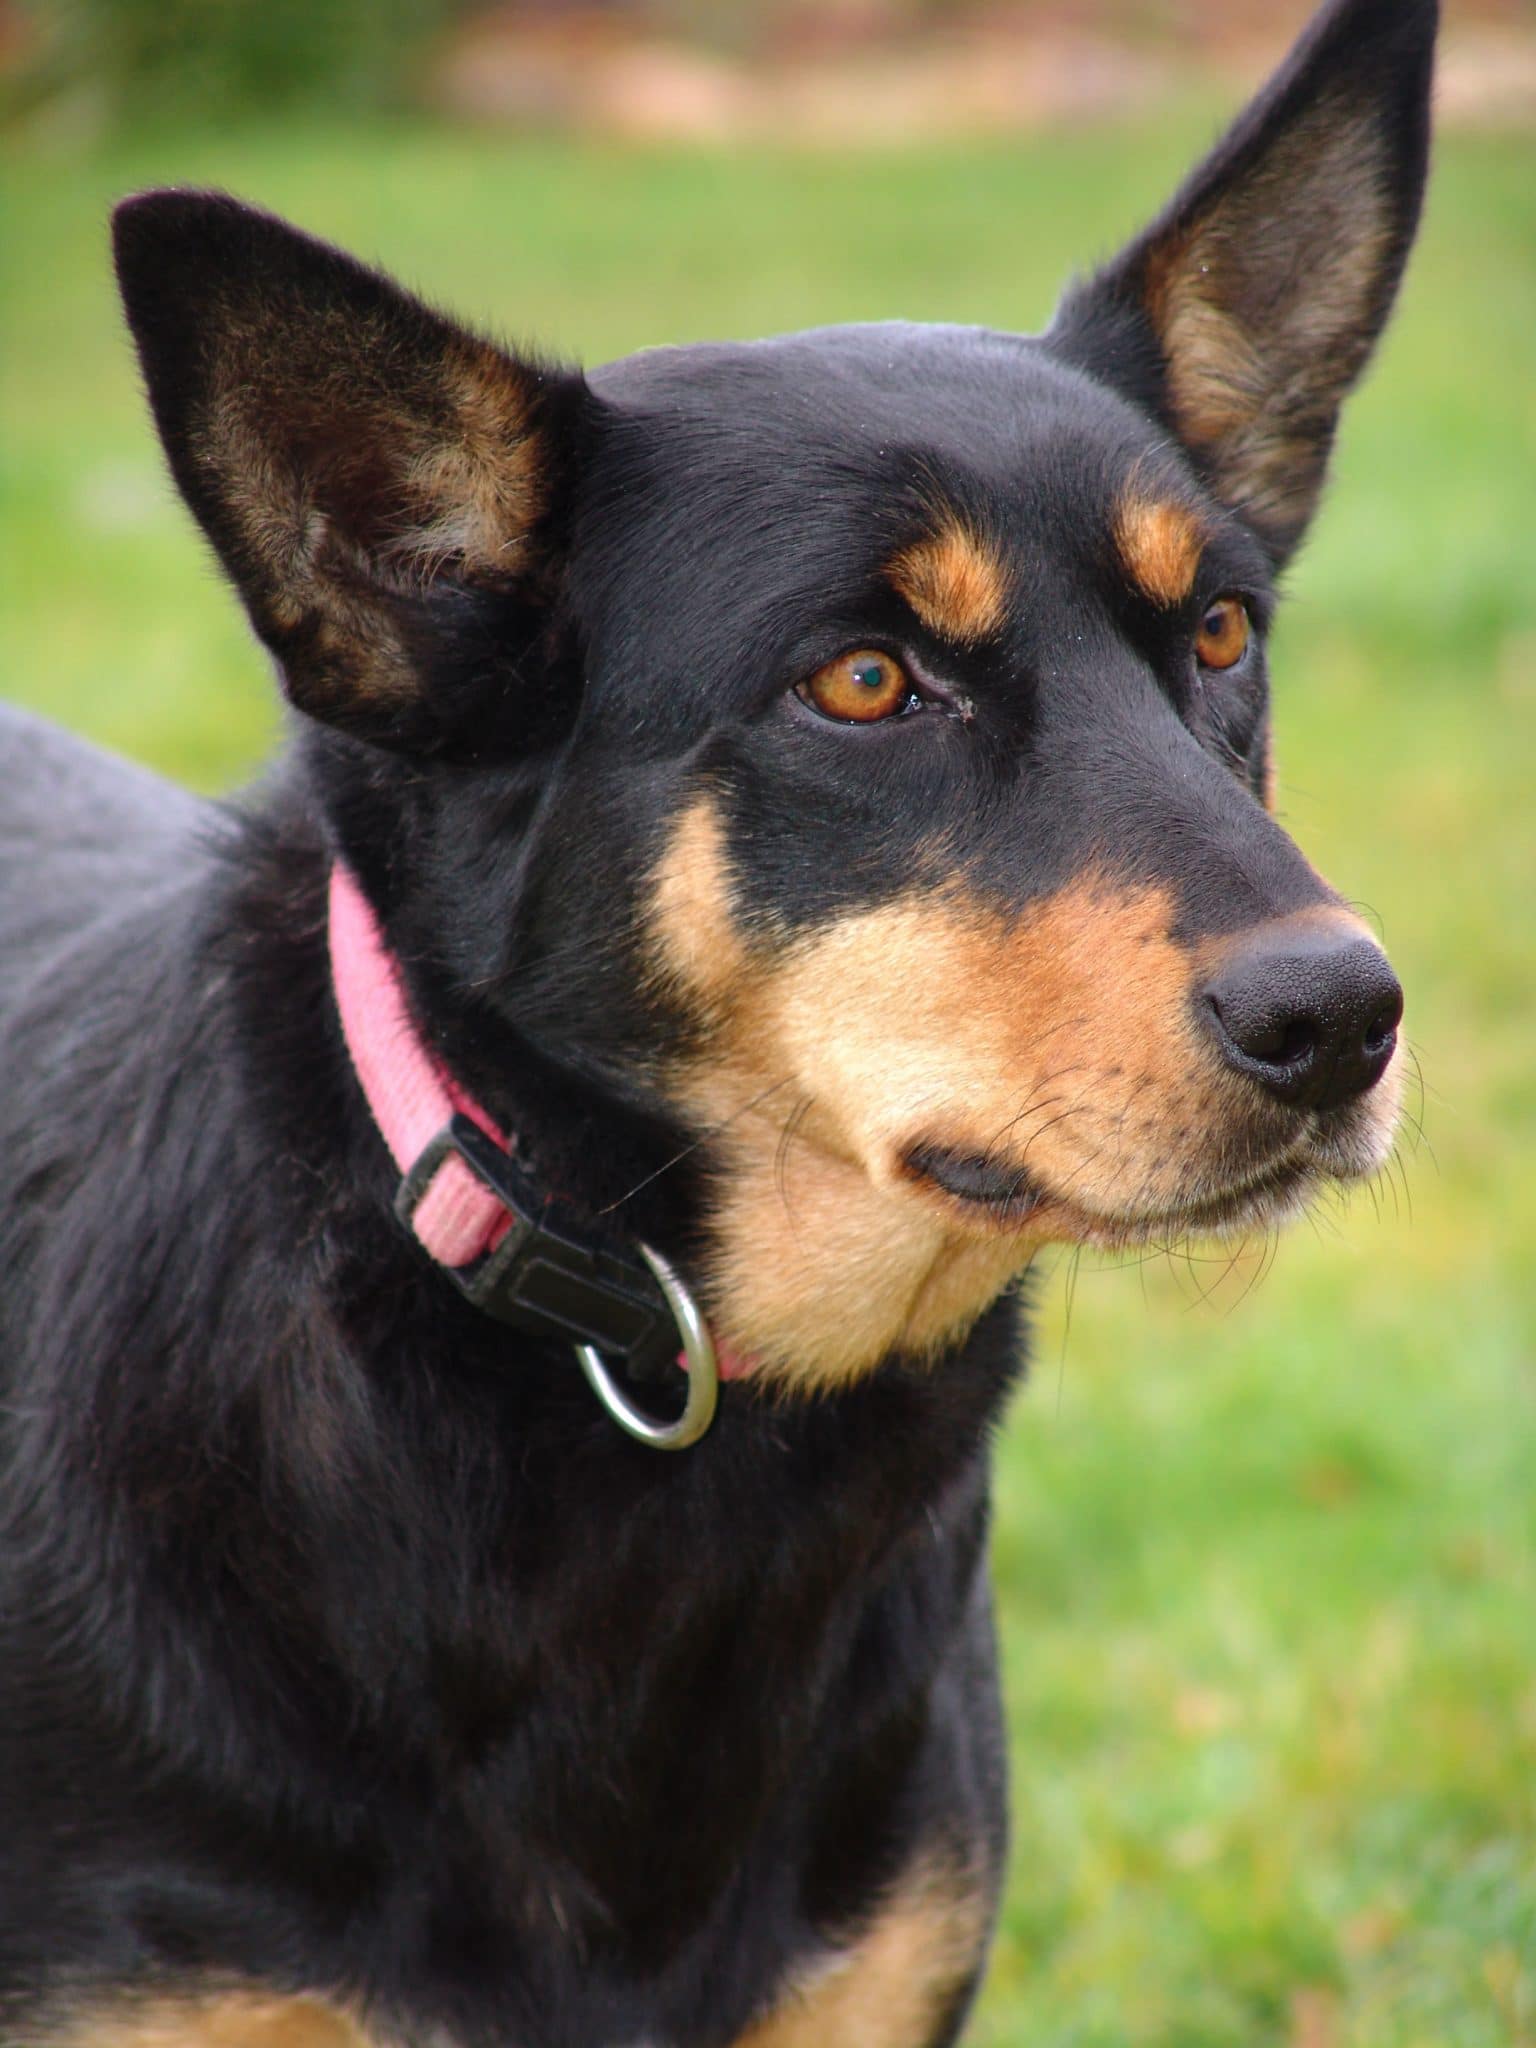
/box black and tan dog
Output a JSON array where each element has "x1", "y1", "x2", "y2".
[{"x1": 0, "y1": 0, "x2": 1434, "y2": 2040}]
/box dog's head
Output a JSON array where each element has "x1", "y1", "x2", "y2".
[{"x1": 114, "y1": 0, "x2": 1435, "y2": 1390}]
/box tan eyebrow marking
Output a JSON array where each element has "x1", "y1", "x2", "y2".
[
  {"x1": 885, "y1": 516, "x2": 1008, "y2": 646},
  {"x1": 1113, "y1": 493, "x2": 1208, "y2": 607}
]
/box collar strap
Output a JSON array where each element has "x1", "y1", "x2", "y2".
[{"x1": 327, "y1": 861, "x2": 687, "y2": 1381}]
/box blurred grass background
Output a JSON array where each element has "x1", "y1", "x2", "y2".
[{"x1": 2, "y1": 2, "x2": 1534, "y2": 2041}]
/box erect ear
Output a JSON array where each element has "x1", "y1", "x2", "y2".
[
  {"x1": 1049, "y1": 0, "x2": 1436, "y2": 564},
  {"x1": 113, "y1": 190, "x2": 589, "y2": 752}
]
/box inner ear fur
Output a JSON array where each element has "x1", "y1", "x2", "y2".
[
  {"x1": 1050, "y1": 0, "x2": 1436, "y2": 562},
  {"x1": 113, "y1": 190, "x2": 588, "y2": 749}
]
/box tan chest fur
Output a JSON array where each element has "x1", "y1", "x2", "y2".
[
  {"x1": 728, "y1": 1856, "x2": 990, "y2": 2048},
  {"x1": 38, "y1": 1993, "x2": 382, "y2": 2048},
  {"x1": 45, "y1": 1850, "x2": 988, "y2": 2048}
]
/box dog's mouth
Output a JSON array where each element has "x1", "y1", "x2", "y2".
[
  {"x1": 901, "y1": 1130, "x2": 1361, "y2": 1246},
  {"x1": 901, "y1": 1142, "x2": 1048, "y2": 1223},
  {"x1": 1091, "y1": 1151, "x2": 1318, "y2": 1243}
]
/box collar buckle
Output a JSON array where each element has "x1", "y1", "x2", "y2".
[{"x1": 395, "y1": 1114, "x2": 681, "y2": 1384}]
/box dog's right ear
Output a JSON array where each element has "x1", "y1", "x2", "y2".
[{"x1": 113, "y1": 191, "x2": 589, "y2": 753}]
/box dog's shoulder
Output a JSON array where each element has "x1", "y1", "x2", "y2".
[{"x1": 0, "y1": 702, "x2": 207, "y2": 857}]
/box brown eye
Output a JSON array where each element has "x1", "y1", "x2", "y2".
[
  {"x1": 797, "y1": 649, "x2": 914, "y2": 723},
  {"x1": 1195, "y1": 597, "x2": 1251, "y2": 671}
]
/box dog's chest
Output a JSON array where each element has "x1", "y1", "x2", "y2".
[{"x1": 51, "y1": 1847, "x2": 989, "y2": 2048}]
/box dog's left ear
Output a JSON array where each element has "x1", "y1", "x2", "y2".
[
  {"x1": 113, "y1": 190, "x2": 590, "y2": 753},
  {"x1": 1050, "y1": 0, "x2": 1436, "y2": 564}
]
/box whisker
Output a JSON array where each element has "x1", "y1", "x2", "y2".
[
  {"x1": 1055, "y1": 1244, "x2": 1083, "y2": 1418},
  {"x1": 774, "y1": 1095, "x2": 815, "y2": 1222}
]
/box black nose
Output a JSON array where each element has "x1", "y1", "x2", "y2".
[{"x1": 1201, "y1": 921, "x2": 1403, "y2": 1113}]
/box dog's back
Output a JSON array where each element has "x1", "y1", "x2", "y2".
[{"x1": 0, "y1": 703, "x2": 208, "y2": 970}]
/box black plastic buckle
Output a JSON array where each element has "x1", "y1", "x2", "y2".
[{"x1": 394, "y1": 1115, "x2": 680, "y2": 1381}]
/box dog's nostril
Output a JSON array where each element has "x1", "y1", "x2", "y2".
[
  {"x1": 1363, "y1": 992, "x2": 1404, "y2": 1055},
  {"x1": 1275, "y1": 1019, "x2": 1317, "y2": 1067},
  {"x1": 1206, "y1": 996, "x2": 1315, "y2": 1072},
  {"x1": 1246, "y1": 1013, "x2": 1314, "y2": 1068}
]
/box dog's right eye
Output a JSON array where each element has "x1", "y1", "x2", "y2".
[{"x1": 796, "y1": 650, "x2": 917, "y2": 724}]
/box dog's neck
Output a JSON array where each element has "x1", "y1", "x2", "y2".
[{"x1": 327, "y1": 854, "x2": 760, "y2": 1423}]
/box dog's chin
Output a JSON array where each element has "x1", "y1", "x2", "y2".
[
  {"x1": 905, "y1": 1101, "x2": 1398, "y2": 1252},
  {"x1": 1054, "y1": 1155, "x2": 1319, "y2": 1250}
]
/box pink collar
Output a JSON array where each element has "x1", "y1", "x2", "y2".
[
  {"x1": 327, "y1": 862, "x2": 751, "y2": 1387},
  {"x1": 329, "y1": 859, "x2": 514, "y2": 1270}
]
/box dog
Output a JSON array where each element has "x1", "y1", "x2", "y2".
[{"x1": 0, "y1": 0, "x2": 1435, "y2": 2040}]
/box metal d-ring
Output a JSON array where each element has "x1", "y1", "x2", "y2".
[{"x1": 575, "y1": 1242, "x2": 719, "y2": 1451}]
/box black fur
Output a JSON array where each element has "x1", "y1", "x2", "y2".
[{"x1": 0, "y1": 2, "x2": 1435, "y2": 2040}]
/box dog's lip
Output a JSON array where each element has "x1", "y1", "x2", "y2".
[
  {"x1": 903, "y1": 1135, "x2": 1322, "y2": 1241},
  {"x1": 1116, "y1": 1154, "x2": 1313, "y2": 1233},
  {"x1": 1048, "y1": 1147, "x2": 1319, "y2": 1245},
  {"x1": 901, "y1": 1142, "x2": 1046, "y2": 1222}
]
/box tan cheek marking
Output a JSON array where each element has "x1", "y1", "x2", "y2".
[
  {"x1": 1114, "y1": 493, "x2": 1206, "y2": 607},
  {"x1": 885, "y1": 519, "x2": 1008, "y2": 645},
  {"x1": 46, "y1": 1993, "x2": 378, "y2": 2048},
  {"x1": 662, "y1": 870, "x2": 1240, "y2": 1390},
  {"x1": 645, "y1": 792, "x2": 747, "y2": 1022},
  {"x1": 646, "y1": 823, "x2": 1028, "y2": 1390},
  {"x1": 764, "y1": 873, "x2": 1217, "y2": 1219},
  {"x1": 731, "y1": 1856, "x2": 989, "y2": 2048}
]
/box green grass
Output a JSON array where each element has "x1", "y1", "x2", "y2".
[{"x1": 3, "y1": 112, "x2": 1534, "y2": 2045}]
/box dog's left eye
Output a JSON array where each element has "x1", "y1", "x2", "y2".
[
  {"x1": 1195, "y1": 598, "x2": 1251, "y2": 671},
  {"x1": 796, "y1": 649, "x2": 918, "y2": 724}
]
